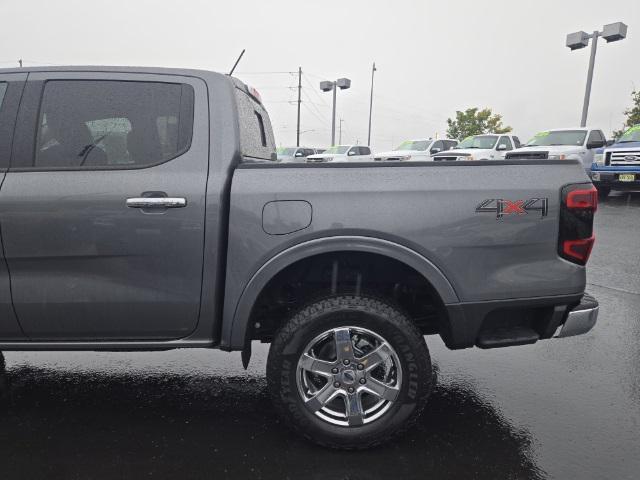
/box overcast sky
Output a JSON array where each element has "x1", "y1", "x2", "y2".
[{"x1": 1, "y1": 0, "x2": 638, "y2": 150}]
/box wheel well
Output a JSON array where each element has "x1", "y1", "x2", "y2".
[{"x1": 247, "y1": 252, "x2": 449, "y2": 343}]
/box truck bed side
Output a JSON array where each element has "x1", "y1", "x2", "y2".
[{"x1": 221, "y1": 160, "x2": 591, "y2": 350}]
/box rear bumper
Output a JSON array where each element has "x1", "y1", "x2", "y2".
[
  {"x1": 553, "y1": 293, "x2": 598, "y2": 338},
  {"x1": 442, "y1": 293, "x2": 597, "y2": 349}
]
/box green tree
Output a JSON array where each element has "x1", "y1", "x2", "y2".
[
  {"x1": 446, "y1": 107, "x2": 512, "y2": 140},
  {"x1": 613, "y1": 90, "x2": 640, "y2": 139}
]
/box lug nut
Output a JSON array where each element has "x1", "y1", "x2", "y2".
[
  {"x1": 348, "y1": 387, "x2": 355, "y2": 393},
  {"x1": 331, "y1": 367, "x2": 339, "y2": 374},
  {"x1": 343, "y1": 359, "x2": 350, "y2": 365},
  {"x1": 333, "y1": 382, "x2": 341, "y2": 388},
  {"x1": 357, "y1": 363, "x2": 364, "y2": 370},
  {"x1": 359, "y1": 378, "x2": 366, "y2": 384}
]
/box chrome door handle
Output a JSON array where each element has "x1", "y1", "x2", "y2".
[{"x1": 126, "y1": 197, "x2": 187, "y2": 208}]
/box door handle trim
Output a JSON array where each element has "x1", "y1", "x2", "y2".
[{"x1": 126, "y1": 197, "x2": 187, "y2": 208}]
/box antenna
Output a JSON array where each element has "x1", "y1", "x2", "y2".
[{"x1": 229, "y1": 49, "x2": 245, "y2": 76}]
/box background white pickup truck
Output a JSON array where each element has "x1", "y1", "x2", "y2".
[
  {"x1": 505, "y1": 128, "x2": 607, "y2": 170},
  {"x1": 374, "y1": 138, "x2": 458, "y2": 161},
  {"x1": 306, "y1": 145, "x2": 372, "y2": 162},
  {"x1": 432, "y1": 134, "x2": 521, "y2": 161}
]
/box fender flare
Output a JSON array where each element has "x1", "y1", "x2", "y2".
[{"x1": 221, "y1": 235, "x2": 459, "y2": 350}]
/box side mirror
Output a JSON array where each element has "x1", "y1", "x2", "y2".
[
  {"x1": 496, "y1": 144, "x2": 507, "y2": 151},
  {"x1": 430, "y1": 147, "x2": 441, "y2": 154},
  {"x1": 587, "y1": 140, "x2": 605, "y2": 149},
  {"x1": 348, "y1": 150, "x2": 356, "y2": 156},
  {"x1": 295, "y1": 151, "x2": 304, "y2": 157}
]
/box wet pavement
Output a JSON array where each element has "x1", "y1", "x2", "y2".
[{"x1": 1, "y1": 192, "x2": 639, "y2": 480}]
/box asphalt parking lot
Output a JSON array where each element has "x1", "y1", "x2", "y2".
[{"x1": 0, "y1": 191, "x2": 639, "y2": 480}]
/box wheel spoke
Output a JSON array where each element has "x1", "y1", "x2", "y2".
[
  {"x1": 305, "y1": 383, "x2": 339, "y2": 412},
  {"x1": 359, "y1": 342, "x2": 393, "y2": 372},
  {"x1": 334, "y1": 328, "x2": 354, "y2": 362},
  {"x1": 345, "y1": 392, "x2": 364, "y2": 426},
  {"x1": 299, "y1": 353, "x2": 336, "y2": 377},
  {"x1": 363, "y1": 377, "x2": 400, "y2": 402}
]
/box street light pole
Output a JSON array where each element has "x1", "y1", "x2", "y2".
[
  {"x1": 580, "y1": 31, "x2": 598, "y2": 128},
  {"x1": 367, "y1": 62, "x2": 376, "y2": 146},
  {"x1": 320, "y1": 78, "x2": 351, "y2": 146},
  {"x1": 331, "y1": 83, "x2": 337, "y2": 146},
  {"x1": 567, "y1": 22, "x2": 627, "y2": 127}
]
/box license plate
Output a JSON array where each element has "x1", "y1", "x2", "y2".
[{"x1": 619, "y1": 174, "x2": 636, "y2": 182}]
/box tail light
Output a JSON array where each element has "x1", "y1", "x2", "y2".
[{"x1": 559, "y1": 184, "x2": 597, "y2": 265}]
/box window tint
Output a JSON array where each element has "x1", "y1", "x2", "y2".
[
  {"x1": 0, "y1": 83, "x2": 7, "y2": 108},
  {"x1": 255, "y1": 112, "x2": 267, "y2": 147},
  {"x1": 431, "y1": 140, "x2": 443, "y2": 152},
  {"x1": 359, "y1": 146, "x2": 371, "y2": 155},
  {"x1": 513, "y1": 136, "x2": 521, "y2": 148},
  {"x1": 34, "y1": 80, "x2": 193, "y2": 169},
  {"x1": 497, "y1": 136, "x2": 513, "y2": 150}
]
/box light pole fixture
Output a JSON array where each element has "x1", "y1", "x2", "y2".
[
  {"x1": 566, "y1": 22, "x2": 627, "y2": 127},
  {"x1": 320, "y1": 77, "x2": 351, "y2": 146}
]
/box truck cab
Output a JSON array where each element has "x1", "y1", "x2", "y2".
[
  {"x1": 433, "y1": 134, "x2": 520, "y2": 161},
  {"x1": 590, "y1": 124, "x2": 640, "y2": 198},
  {"x1": 506, "y1": 128, "x2": 606, "y2": 171}
]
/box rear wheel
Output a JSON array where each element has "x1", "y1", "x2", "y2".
[{"x1": 267, "y1": 295, "x2": 432, "y2": 449}]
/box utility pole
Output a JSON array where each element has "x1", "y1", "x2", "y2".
[
  {"x1": 18, "y1": 59, "x2": 22, "y2": 68},
  {"x1": 339, "y1": 118, "x2": 344, "y2": 144},
  {"x1": 296, "y1": 67, "x2": 302, "y2": 147},
  {"x1": 367, "y1": 62, "x2": 376, "y2": 146}
]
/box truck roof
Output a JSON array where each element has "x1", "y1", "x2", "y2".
[{"x1": 0, "y1": 65, "x2": 219, "y2": 76}]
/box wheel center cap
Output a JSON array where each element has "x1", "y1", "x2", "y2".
[{"x1": 340, "y1": 368, "x2": 356, "y2": 385}]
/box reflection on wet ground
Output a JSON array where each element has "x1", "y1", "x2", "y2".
[
  {"x1": 1, "y1": 190, "x2": 639, "y2": 479},
  {"x1": 0, "y1": 363, "x2": 542, "y2": 480}
]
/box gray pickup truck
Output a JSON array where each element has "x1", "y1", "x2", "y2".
[{"x1": 0, "y1": 67, "x2": 599, "y2": 449}]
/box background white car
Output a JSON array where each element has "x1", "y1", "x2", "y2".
[
  {"x1": 433, "y1": 134, "x2": 521, "y2": 161},
  {"x1": 505, "y1": 128, "x2": 607, "y2": 170},
  {"x1": 276, "y1": 147, "x2": 318, "y2": 163},
  {"x1": 306, "y1": 145, "x2": 372, "y2": 163},
  {"x1": 374, "y1": 138, "x2": 458, "y2": 161}
]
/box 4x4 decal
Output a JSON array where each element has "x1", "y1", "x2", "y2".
[{"x1": 476, "y1": 198, "x2": 548, "y2": 219}]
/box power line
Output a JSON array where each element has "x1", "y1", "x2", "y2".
[
  {"x1": 235, "y1": 71, "x2": 297, "y2": 75},
  {"x1": 302, "y1": 73, "x2": 331, "y2": 109}
]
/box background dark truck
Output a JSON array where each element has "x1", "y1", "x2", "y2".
[{"x1": 0, "y1": 67, "x2": 599, "y2": 449}]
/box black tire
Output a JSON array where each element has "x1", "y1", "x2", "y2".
[
  {"x1": 267, "y1": 295, "x2": 432, "y2": 449},
  {"x1": 596, "y1": 186, "x2": 611, "y2": 199}
]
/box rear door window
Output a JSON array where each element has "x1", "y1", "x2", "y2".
[{"x1": 33, "y1": 80, "x2": 193, "y2": 169}]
